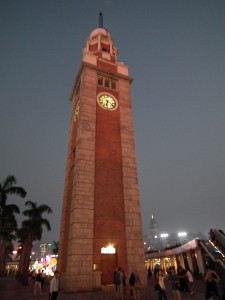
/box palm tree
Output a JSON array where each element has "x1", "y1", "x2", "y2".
[
  {"x1": 16, "y1": 227, "x2": 30, "y2": 280},
  {"x1": 0, "y1": 175, "x2": 26, "y2": 208},
  {"x1": 19, "y1": 200, "x2": 52, "y2": 285},
  {"x1": 4, "y1": 240, "x2": 14, "y2": 263},
  {"x1": 0, "y1": 176, "x2": 26, "y2": 274},
  {"x1": 0, "y1": 205, "x2": 18, "y2": 274}
]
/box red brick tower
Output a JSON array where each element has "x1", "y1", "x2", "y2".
[{"x1": 58, "y1": 26, "x2": 145, "y2": 291}]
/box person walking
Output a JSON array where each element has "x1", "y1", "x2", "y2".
[
  {"x1": 49, "y1": 270, "x2": 59, "y2": 300},
  {"x1": 168, "y1": 267, "x2": 181, "y2": 300}
]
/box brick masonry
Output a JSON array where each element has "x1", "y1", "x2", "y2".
[{"x1": 58, "y1": 28, "x2": 145, "y2": 291}]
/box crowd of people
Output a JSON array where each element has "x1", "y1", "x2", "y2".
[
  {"x1": 113, "y1": 264, "x2": 224, "y2": 300},
  {"x1": 151, "y1": 265, "x2": 224, "y2": 300},
  {"x1": 13, "y1": 263, "x2": 224, "y2": 300},
  {"x1": 113, "y1": 267, "x2": 141, "y2": 300},
  {"x1": 29, "y1": 269, "x2": 59, "y2": 299}
]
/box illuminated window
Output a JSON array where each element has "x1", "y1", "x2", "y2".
[
  {"x1": 101, "y1": 245, "x2": 116, "y2": 254},
  {"x1": 93, "y1": 264, "x2": 100, "y2": 270}
]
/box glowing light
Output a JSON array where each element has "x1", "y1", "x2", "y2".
[
  {"x1": 12, "y1": 250, "x2": 17, "y2": 255},
  {"x1": 101, "y1": 244, "x2": 116, "y2": 254},
  {"x1": 52, "y1": 258, "x2": 57, "y2": 267},
  {"x1": 46, "y1": 255, "x2": 51, "y2": 262},
  {"x1": 178, "y1": 232, "x2": 187, "y2": 237},
  {"x1": 160, "y1": 233, "x2": 168, "y2": 238}
]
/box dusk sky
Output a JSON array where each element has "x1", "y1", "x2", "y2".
[{"x1": 1, "y1": 0, "x2": 225, "y2": 242}]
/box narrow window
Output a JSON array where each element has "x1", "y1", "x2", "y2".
[
  {"x1": 111, "y1": 81, "x2": 116, "y2": 90},
  {"x1": 104, "y1": 79, "x2": 110, "y2": 88},
  {"x1": 98, "y1": 77, "x2": 103, "y2": 86}
]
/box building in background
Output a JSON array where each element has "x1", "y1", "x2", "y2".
[
  {"x1": 144, "y1": 215, "x2": 160, "y2": 251},
  {"x1": 30, "y1": 242, "x2": 54, "y2": 260},
  {"x1": 143, "y1": 215, "x2": 206, "y2": 252}
]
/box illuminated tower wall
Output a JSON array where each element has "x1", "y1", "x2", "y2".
[{"x1": 58, "y1": 27, "x2": 145, "y2": 291}]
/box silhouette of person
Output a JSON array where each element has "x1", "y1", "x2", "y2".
[
  {"x1": 49, "y1": 270, "x2": 59, "y2": 300},
  {"x1": 204, "y1": 267, "x2": 220, "y2": 300},
  {"x1": 168, "y1": 267, "x2": 181, "y2": 300}
]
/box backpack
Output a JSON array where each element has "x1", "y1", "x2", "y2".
[
  {"x1": 129, "y1": 272, "x2": 135, "y2": 286},
  {"x1": 114, "y1": 271, "x2": 121, "y2": 285}
]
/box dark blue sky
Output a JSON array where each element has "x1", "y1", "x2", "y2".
[{"x1": 1, "y1": 0, "x2": 225, "y2": 242}]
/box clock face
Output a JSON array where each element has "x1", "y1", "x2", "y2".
[{"x1": 98, "y1": 94, "x2": 117, "y2": 111}]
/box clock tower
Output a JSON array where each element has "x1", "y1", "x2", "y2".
[{"x1": 58, "y1": 25, "x2": 145, "y2": 291}]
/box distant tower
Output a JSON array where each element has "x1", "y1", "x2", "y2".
[
  {"x1": 150, "y1": 215, "x2": 158, "y2": 237},
  {"x1": 58, "y1": 22, "x2": 145, "y2": 291},
  {"x1": 149, "y1": 215, "x2": 159, "y2": 250}
]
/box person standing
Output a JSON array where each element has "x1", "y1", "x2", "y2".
[
  {"x1": 34, "y1": 269, "x2": 42, "y2": 296},
  {"x1": 185, "y1": 267, "x2": 195, "y2": 296},
  {"x1": 41, "y1": 269, "x2": 45, "y2": 291},
  {"x1": 114, "y1": 267, "x2": 121, "y2": 300},
  {"x1": 129, "y1": 270, "x2": 141, "y2": 300},
  {"x1": 204, "y1": 267, "x2": 220, "y2": 300},
  {"x1": 168, "y1": 267, "x2": 181, "y2": 300},
  {"x1": 49, "y1": 270, "x2": 59, "y2": 300},
  {"x1": 122, "y1": 269, "x2": 127, "y2": 299},
  {"x1": 155, "y1": 269, "x2": 167, "y2": 300},
  {"x1": 178, "y1": 266, "x2": 188, "y2": 293},
  {"x1": 148, "y1": 266, "x2": 152, "y2": 280},
  {"x1": 118, "y1": 267, "x2": 124, "y2": 300}
]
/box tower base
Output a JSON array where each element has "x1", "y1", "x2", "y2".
[{"x1": 59, "y1": 271, "x2": 102, "y2": 292}]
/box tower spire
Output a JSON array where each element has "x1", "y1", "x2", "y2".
[{"x1": 99, "y1": 12, "x2": 103, "y2": 28}]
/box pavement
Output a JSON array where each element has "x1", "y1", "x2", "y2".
[{"x1": 0, "y1": 275, "x2": 222, "y2": 300}]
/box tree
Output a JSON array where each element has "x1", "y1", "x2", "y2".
[
  {"x1": 0, "y1": 204, "x2": 18, "y2": 273},
  {"x1": 0, "y1": 176, "x2": 26, "y2": 274},
  {"x1": 0, "y1": 175, "x2": 26, "y2": 208},
  {"x1": 19, "y1": 200, "x2": 52, "y2": 285}
]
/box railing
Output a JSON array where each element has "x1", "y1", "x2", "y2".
[
  {"x1": 214, "y1": 229, "x2": 225, "y2": 251},
  {"x1": 200, "y1": 239, "x2": 225, "y2": 288},
  {"x1": 200, "y1": 240, "x2": 225, "y2": 270}
]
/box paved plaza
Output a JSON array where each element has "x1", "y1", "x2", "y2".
[{"x1": 0, "y1": 275, "x2": 218, "y2": 300}]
